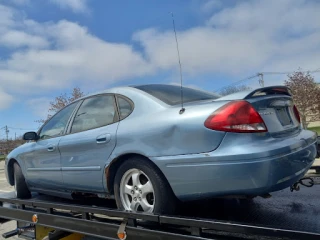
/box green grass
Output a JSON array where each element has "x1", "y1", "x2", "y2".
[
  {"x1": 0, "y1": 155, "x2": 5, "y2": 161},
  {"x1": 308, "y1": 126, "x2": 320, "y2": 135}
]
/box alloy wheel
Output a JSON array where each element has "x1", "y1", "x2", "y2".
[{"x1": 119, "y1": 168, "x2": 155, "y2": 213}]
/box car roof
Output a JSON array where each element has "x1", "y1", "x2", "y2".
[
  {"x1": 76, "y1": 84, "x2": 172, "y2": 100},
  {"x1": 84, "y1": 83, "x2": 217, "y2": 97},
  {"x1": 71, "y1": 83, "x2": 220, "y2": 107}
]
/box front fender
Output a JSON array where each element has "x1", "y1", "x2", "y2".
[{"x1": 5, "y1": 142, "x2": 33, "y2": 185}]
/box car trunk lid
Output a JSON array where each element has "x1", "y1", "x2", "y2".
[{"x1": 215, "y1": 86, "x2": 301, "y2": 136}]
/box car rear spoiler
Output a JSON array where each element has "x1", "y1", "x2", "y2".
[
  {"x1": 244, "y1": 86, "x2": 292, "y2": 99},
  {"x1": 216, "y1": 86, "x2": 292, "y2": 101}
]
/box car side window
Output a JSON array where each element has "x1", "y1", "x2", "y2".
[
  {"x1": 71, "y1": 95, "x2": 117, "y2": 133},
  {"x1": 117, "y1": 96, "x2": 133, "y2": 120},
  {"x1": 39, "y1": 102, "x2": 78, "y2": 140}
]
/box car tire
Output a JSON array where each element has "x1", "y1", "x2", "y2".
[
  {"x1": 14, "y1": 163, "x2": 31, "y2": 199},
  {"x1": 114, "y1": 157, "x2": 177, "y2": 215}
]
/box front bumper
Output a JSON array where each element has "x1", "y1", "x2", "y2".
[
  {"x1": 4, "y1": 159, "x2": 10, "y2": 185},
  {"x1": 151, "y1": 130, "x2": 317, "y2": 201}
]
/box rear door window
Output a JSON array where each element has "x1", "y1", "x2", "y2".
[{"x1": 70, "y1": 95, "x2": 117, "y2": 133}]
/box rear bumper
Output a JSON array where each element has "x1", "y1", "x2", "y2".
[{"x1": 151, "y1": 130, "x2": 317, "y2": 201}]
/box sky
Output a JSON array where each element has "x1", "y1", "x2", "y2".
[{"x1": 0, "y1": 0, "x2": 320, "y2": 139}]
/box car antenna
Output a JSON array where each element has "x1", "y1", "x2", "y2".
[{"x1": 170, "y1": 12, "x2": 185, "y2": 114}]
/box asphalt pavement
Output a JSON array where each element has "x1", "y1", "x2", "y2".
[
  {"x1": 0, "y1": 160, "x2": 319, "y2": 239},
  {"x1": 0, "y1": 161, "x2": 17, "y2": 240}
]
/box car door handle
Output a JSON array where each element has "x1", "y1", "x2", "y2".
[
  {"x1": 96, "y1": 134, "x2": 111, "y2": 144},
  {"x1": 47, "y1": 145, "x2": 56, "y2": 152},
  {"x1": 97, "y1": 137, "x2": 107, "y2": 143}
]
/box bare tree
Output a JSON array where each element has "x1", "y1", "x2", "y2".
[
  {"x1": 37, "y1": 87, "x2": 85, "y2": 123},
  {"x1": 219, "y1": 85, "x2": 251, "y2": 96},
  {"x1": 284, "y1": 71, "x2": 320, "y2": 128},
  {"x1": 0, "y1": 138, "x2": 25, "y2": 155}
]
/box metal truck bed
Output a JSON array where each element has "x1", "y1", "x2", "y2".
[{"x1": 0, "y1": 183, "x2": 320, "y2": 240}]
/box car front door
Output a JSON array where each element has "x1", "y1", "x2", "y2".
[
  {"x1": 59, "y1": 94, "x2": 119, "y2": 193},
  {"x1": 25, "y1": 101, "x2": 79, "y2": 190}
]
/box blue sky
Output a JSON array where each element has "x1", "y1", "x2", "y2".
[{"x1": 0, "y1": 0, "x2": 319, "y2": 138}]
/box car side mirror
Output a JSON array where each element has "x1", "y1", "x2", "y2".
[{"x1": 23, "y1": 132, "x2": 39, "y2": 141}]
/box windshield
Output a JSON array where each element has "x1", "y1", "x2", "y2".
[{"x1": 133, "y1": 84, "x2": 219, "y2": 105}]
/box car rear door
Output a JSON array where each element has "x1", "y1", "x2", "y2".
[
  {"x1": 25, "y1": 101, "x2": 79, "y2": 190},
  {"x1": 58, "y1": 94, "x2": 119, "y2": 193}
]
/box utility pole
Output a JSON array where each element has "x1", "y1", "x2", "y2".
[
  {"x1": 258, "y1": 73, "x2": 264, "y2": 87},
  {"x1": 4, "y1": 126, "x2": 9, "y2": 154},
  {"x1": 5, "y1": 126, "x2": 9, "y2": 142}
]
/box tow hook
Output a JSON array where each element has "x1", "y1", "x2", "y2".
[{"x1": 290, "y1": 177, "x2": 314, "y2": 192}]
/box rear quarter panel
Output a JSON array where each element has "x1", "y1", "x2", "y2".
[{"x1": 110, "y1": 88, "x2": 228, "y2": 158}]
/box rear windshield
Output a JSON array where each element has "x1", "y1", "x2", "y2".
[{"x1": 134, "y1": 84, "x2": 219, "y2": 105}]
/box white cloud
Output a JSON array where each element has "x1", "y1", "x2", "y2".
[
  {"x1": 0, "y1": 3, "x2": 154, "y2": 96},
  {"x1": 0, "y1": 0, "x2": 320, "y2": 113},
  {"x1": 11, "y1": 0, "x2": 30, "y2": 5},
  {"x1": 134, "y1": 0, "x2": 320, "y2": 80},
  {"x1": 201, "y1": 0, "x2": 222, "y2": 13},
  {"x1": 206, "y1": 0, "x2": 320, "y2": 34},
  {"x1": 27, "y1": 97, "x2": 51, "y2": 119},
  {"x1": 49, "y1": 0, "x2": 89, "y2": 13},
  {"x1": 0, "y1": 4, "x2": 15, "y2": 27},
  {"x1": 0, "y1": 30, "x2": 49, "y2": 48},
  {"x1": 0, "y1": 88, "x2": 14, "y2": 110},
  {"x1": 134, "y1": 27, "x2": 272, "y2": 75},
  {"x1": 0, "y1": 20, "x2": 154, "y2": 94},
  {"x1": 0, "y1": 4, "x2": 48, "y2": 49}
]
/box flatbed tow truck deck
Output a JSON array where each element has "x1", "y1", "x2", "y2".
[{"x1": 0, "y1": 174, "x2": 320, "y2": 240}]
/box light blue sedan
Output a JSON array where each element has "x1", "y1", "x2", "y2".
[{"x1": 5, "y1": 84, "x2": 317, "y2": 214}]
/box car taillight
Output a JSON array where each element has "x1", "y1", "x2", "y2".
[
  {"x1": 204, "y1": 100, "x2": 267, "y2": 133},
  {"x1": 293, "y1": 105, "x2": 300, "y2": 123}
]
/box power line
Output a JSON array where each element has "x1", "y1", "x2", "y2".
[
  {"x1": 216, "y1": 69, "x2": 320, "y2": 93},
  {"x1": 1, "y1": 126, "x2": 36, "y2": 131},
  {"x1": 261, "y1": 70, "x2": 320, "y2": 75},
  {"x1": 215, "y1": 74, "x2": 259, "y2": 92},
  {"x1": 7, "y1": 127, "x2": 36, "y2": 131}
]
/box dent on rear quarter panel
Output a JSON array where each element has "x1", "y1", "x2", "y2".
[{"x1": 111, "y1": 91, "x2": 227, "y2": 157}]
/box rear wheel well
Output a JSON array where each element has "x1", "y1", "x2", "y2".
[
  {"x1": 7, "y1": 159, "x2": 18, "y2": 186},
  {"x1": 106, "y1": 153, "x2": 171, "y2": 195}
]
